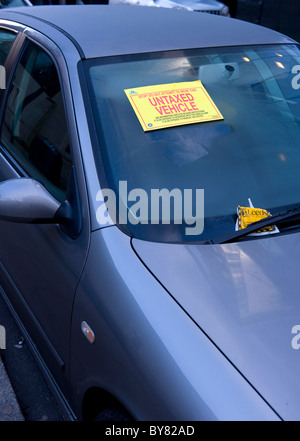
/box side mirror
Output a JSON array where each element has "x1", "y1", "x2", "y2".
[{"x1": 0, "y1": 178, "x2": 68, "y2": 224}]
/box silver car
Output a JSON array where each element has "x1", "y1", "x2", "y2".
[
  {"x1": 156, "y1": 0, "x2": 230, "y2": 14},
  {"x1": 0, "y1": 4, "x2": 299, "y2": 421},
  {"x1": 0, "y1": 0, "x2": 31, "y2": 7},
  {"x1": 109, "y1": 0, "x2": 229, "y2": 14},
  {"x1": 108, "y1": 0, "x2": 193, "y2": 12}
]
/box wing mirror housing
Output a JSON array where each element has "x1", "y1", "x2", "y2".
[
  {"x1": 0, "y1": 174, "x2": 80, "y2": 229},
  {"x1": 0, "y1": 170, "x2": 82, "y2": 238},
  {"x1": 0, "y1": 178, "x2": 63, "y2": 223}
]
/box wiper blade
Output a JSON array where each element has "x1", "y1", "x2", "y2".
[{"x1": 211, "y1": 205, "x2": 300, "y2": 244}]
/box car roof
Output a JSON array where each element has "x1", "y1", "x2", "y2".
[{"x1": 0, "y1": 5, "x2": 296, "y2": 59}]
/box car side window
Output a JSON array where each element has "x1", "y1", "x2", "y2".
[
  {"x1": 0, "y1": 28, "x2": 17, "y2": 66},
  {"x1": 1, "y1": 41, "x2": 72, "y2": 202}
]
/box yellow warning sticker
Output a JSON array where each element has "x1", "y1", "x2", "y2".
[
  {"x1": 124, "y1": 80, "x2": 223, "y2": 131},
  {"x1": 237, "y1": 206, "x2": 276, "y2": 234}
]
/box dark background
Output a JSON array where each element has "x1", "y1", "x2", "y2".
[{"x1": 229, "y1": 0, "x2": 300, "y2": 42}]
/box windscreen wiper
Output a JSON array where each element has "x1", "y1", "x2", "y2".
[{"x1": 211, "y1": 205, "x2": 300, "y2": 244}]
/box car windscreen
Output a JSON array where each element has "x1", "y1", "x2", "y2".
[{"x1": 84, "y1": 44, "x2": 300, "y2": 243}]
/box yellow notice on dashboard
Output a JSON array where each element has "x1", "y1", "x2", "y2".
[{"x1": 124, "y1": 81, "x2": 223, "y2": 131}]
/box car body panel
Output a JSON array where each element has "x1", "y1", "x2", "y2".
[
  {"x1": 70, "y1": 226, "x2": 280, "y2": 420},
  {"x1": 132, "y1": 231, "x2": 300, "y2": 421},
  {"x1": 0, "y1": 5, "x2": 295, "y2": 59}
]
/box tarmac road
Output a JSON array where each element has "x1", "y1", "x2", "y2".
[{"x1": 0, "y1": 355, "x2": 23, "y2": 421}]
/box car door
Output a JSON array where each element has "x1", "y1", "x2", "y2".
[{"x1": 0, "y1": 34, "x2": 90, "y2": 399}]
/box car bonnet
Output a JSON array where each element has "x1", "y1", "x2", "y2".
[{"x1": 132, "y1": 231, "x2": 300, "y2": 420}]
